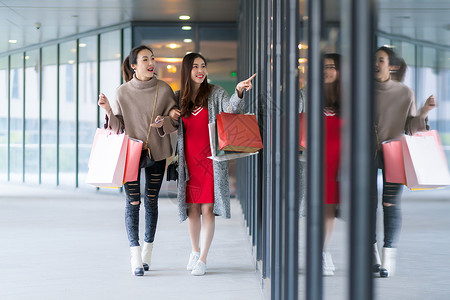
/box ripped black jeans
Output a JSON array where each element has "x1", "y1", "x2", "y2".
[
  {"x1": 123, "y1": 159, "x2": 165, "y2": 247},
  {"x1": 373, "y1": 152, "x2": 402, "y2": 248}
]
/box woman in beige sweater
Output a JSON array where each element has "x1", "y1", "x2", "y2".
[
  {"x1": 373, "y1": 46, "x2": 436, "y2": 278},
  {"x1": 98, "y1": 45, "x2": 179, "y2": 276}
]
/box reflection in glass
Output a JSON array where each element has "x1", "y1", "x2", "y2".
[
  {"x1": 59, "y1": 41, "x2": 77, "y2": 186},
  {"x1": 24, "y1": 50, "x2": 40, "y2": 183},
  {"x1": 78, "y1": 36, "x2": 98, "y2": 187},
  {"x1": 0, "y1": 56, "x2": 7, "y2": 180},
  {"x1": 41, "y1": 46, "x2": 58, "y2": 185},
  {"x1": 10, "y1": 54, "x2": 24, "y2": 182}
]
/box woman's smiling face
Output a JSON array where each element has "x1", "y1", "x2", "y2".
[{"x1": 190, "y1": 57, "x2": 207, "y2": 86}]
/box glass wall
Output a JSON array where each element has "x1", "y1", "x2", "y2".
[
  {"x1": 59, "y1": 41, "x2": 77, "y2": 186},
  {"x1": 24, "y1": 49, "x2": 40, "y2": 183},
  {"x1": 0, "y1": 23, "x2": 238, "y2": 190},
  {"x1": 41, "y1": 46, "x2": 58, "y2": 185},
  {"x1": 0, "y1": 56, "x2": 7, "y2": 180},
  {"x1": 78, "y1": 37, "x2": 98, "y2": 186},
  {"x1": 10, "y1": 54, "x2": 24, "y2": 182},
  {"x1": 439, "y1": 50, "x2": 450, "y2": 161},
  {"x1": 99, "y1": 30, "x2": 122, "y2": 128},
  {"x1": 199, "y1": 26, "x2": 238, "y2": 94},
  {"x1": 134, "y1": 25, "x2": 195, "y2": 92},
  {"x1": 419, "y1": 47, "x2": 438, "y2": 129}
]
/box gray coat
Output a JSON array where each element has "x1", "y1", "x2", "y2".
[{"x1": 175, "y1": 85, "x2": 245, "y2": 223}]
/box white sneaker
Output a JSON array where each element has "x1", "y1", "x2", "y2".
[
  {"x1": 186, "y1": 252, "x2": 200, "y2": 271},
  {"x1": 191, "y1": 260, "x2": 207, "y2": 276},
  {"x1": 322, "y1": 252, "x2": 334, "y2": 276}
]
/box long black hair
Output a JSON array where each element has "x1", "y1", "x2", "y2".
[
  {"x1": 179, "y1": 53, "x2": 212, "y2": 116},
  {"x1": 324, "y1": 53, "x2": 341, "y2": 115}
]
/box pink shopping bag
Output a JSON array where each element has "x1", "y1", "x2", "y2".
[
  {"x1": 382, "y1": 140, "x2": 406, "y2": 184},
  {"x1": 86, "y1": 130, "x2": 128, "y2": 187},
  {"x1": 401, "y1": 130, "x2": 450, "y2": 189},
  {"x1": 123, "y1": 138, "x2": 143, "y2": 183}
]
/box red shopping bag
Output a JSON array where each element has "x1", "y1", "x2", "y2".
[
  {"x1": 86, "y1": 130, "x2": 128, "y2": 187},
  {"x1": 401, "y1": 130, "x2": 450, "y2": 189},
  {"x1": 123, "y1": 138, "x2": 143, "y2": 183},
  {"x1": 216, "y1": 113, "x2": 263, "y2": 153},
  {"x1": 382, "y1": 140, "x2": 406, "y2": 184},
  {"x1": 299, "y1": 113, "x2": 306, "y2": 150}
]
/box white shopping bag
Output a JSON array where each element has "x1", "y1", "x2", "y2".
[
  {"x1": 402, "y1": 130, "x2": 450, "y2": 189},
  {"x1": 208, "y1": 122, "x2": 258, "y2": 162},
  {"x1": 85, "y1": 130, "x2": 128, "y2": 187}
]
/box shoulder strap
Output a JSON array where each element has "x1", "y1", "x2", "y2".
[{"x1": 143, "y1": 82, "x2": 159, "y2": 159}]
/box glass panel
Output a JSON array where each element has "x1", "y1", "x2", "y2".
[
  {"x1": 10, "y1": 54, "x2": 24, "y2": 182},
  {"x1": 199, "y1": 27, "x2": 238, "y2": 95},
  {"x1": 24, "y1": 49, "x2": 40, "y2": 183},
  {"x1": 438, "y1": 50, "x2": 450, "y2": 163},
  {"x1": 59, "y1": 41, "x2": 77, "y2": 186},
  {"x1": 41, "y1": 46, "x2": 58, "y2": 185},
  {"x1": 0, "y1": 56, "x2": 8, "y2": 180},
  {"x1": 134, "y1": 25, "x2": 195, "y2": 92},
  {"x1": 399, "y1": 42, "x2": 416, "y2": 90},
  {"x1": 377, "y1": 37, "x2": 391, "y2": 48},
  {"x1": 298, "y1": 0, "x2": 308, "y2": 298},
  {"x1": 99, "y1": 30, "x2": 121, "y2": 126},
  {"x1": 420, "y1": 47, "x2": 438, "y2": 129},
  {"x1": 123, "y1": 27, "x2": 132, "y2": 66},
  {"x1": 78, "y1": 36, "x2": 98, "y2": 188}
]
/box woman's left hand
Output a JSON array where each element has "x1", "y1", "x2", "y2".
[
  {"x1": 236, "y1": 73, "x2": 257, "y2": 98},
  {"x1": 169, "y1": 108, "x2": 181, "y2": 120},
  {"x1": 150, "y1": 115, "x2": 164, "y2": 128}
]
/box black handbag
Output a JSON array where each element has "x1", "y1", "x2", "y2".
[
  {"x1": 140, "y1": 82, "x2": 158, "y2": 169},
  {"x1": 166, "y1": 156, "x2": 178, "y2": 181},
  {"x1": 139, "y1": 148, "x2": 155, "y2": 169}
]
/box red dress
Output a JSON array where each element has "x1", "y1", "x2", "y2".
[
  {"x1": 324, "y1": 110, "x2": 342, "y2": 204},
  {"x1": 182, "y1": 106, "x2": 214, "y2": 204}
]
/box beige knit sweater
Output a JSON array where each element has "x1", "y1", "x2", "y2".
[
  {"x1": 108, "y1": 75, "x2": 178, "y2": 161},
  {"x1": 375, "y1": 78, "x2": 426, "y2": 147}
]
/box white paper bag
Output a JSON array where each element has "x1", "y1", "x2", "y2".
[
  {"x1": 85, "y1": 131, "x2": 128, "y2": 187},
  {"x1": 402, "y1": 131, "x2": 450, "y2": 189}
]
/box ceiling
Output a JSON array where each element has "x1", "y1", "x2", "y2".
[
  {"x1": 0, "y1": 0, "x2": 239, "y2": 53},
  {"x1": 1, "y1": 0, "x2": 449, "y2": 55}
]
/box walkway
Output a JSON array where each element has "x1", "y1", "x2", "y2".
[{"x1": 0, "y1": 183, "x2": 263, "y2": 300}]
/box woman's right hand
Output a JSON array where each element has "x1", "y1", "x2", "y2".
[{"x1": 98, "y1": 93, "x2": 111, "y2": 115}]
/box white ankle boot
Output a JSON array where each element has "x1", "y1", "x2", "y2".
[
  {"x1": 373, "y1": 243, "x2": 381, "y2": 273},
  {"x1": 380, "y1": 247, "x2": 397, "y2": 278},
  {"x1": 322, "y1": 252, "x2": 334, "y2": 276},
  {"x1": 142, "y1": 242, "x2": 153, "y2": 271},
  {"x1": 130, "y1": 246, "x2": 144, "y2": 276},
  {"x1": 324, "y1": 252, "x2": 335, "y2": 271}
]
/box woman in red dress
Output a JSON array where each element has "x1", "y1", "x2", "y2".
[
  {"x1": 322, "y1": 53, "x2": 342, "y2": 276},
  {"x1": 171, "y1": 53, "x2": 256, "y2": 276}
]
